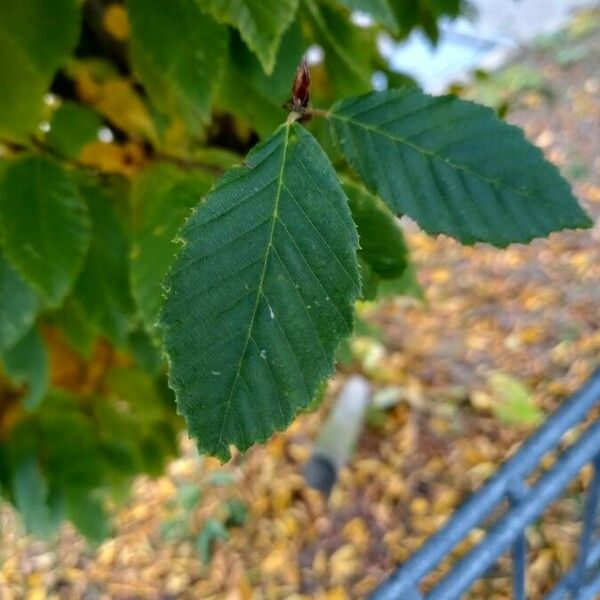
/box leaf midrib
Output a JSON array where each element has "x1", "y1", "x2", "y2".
[
  {"x1": 215, "y1": 123, "x2": 291, "y2": 452},
  {"x1": 330, "y1": 112, "x2": 547, "y2": 203}
]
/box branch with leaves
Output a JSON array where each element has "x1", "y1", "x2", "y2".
[{"x1": 0, "y1": 0, "x2": 591, "y2": 540}]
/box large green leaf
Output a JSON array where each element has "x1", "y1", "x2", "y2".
[
  {"x1": 73, "y1": 181, "x2": 134, "y2": 345},
  {"x1": 0, "y1": 0, "x2": 80, "y2": 139},
  {"x1": 130, "y1": 165, "x2": 213, "y2": 334},
  {"x1": 0, "y1": 156, "x2": 91, "y2": 305},
  {"x1": 329, "y1": 89, "x2": 592, "y2": 246},
  {"x1": 203, "y1": 0, "x2": 298, "y2": 75},
  {"x1": 0, "y1": 254, "x2": 40, "y2": 353},
  {"x1": 342, "y1": 179, "x2": 407, "y2": 279},
  {"x1": 161, "y1": 122, "x2": 360, "y2": 460},
  {"x1": 127, "y1": 0, "x2": 227, "y2": 128},
  {"x1": 3, "y1": 327, "x2": 48, "y2": 411}
]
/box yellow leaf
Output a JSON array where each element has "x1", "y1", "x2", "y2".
[
  {"x1": 325, "y1": 587, "x2": 349, "y2": 600},
  {"x1": 104, "y1": 4, "x2": 130, "y2": 41},
  {"x1": 95, "y1": 80, "x2": 157, "y2": 143},
  {"x1": 80, "y1": 141, "x2": 144, "y2": 176},
  {"x1": 329, "y1": 545, "x2": 360, "y2": 585},
  {"x1": 342, "y1": 517, "x2": 370, "y2": 552}
]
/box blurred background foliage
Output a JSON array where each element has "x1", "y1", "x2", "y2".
[{"x1": 0, "y1": 0, "x2": 464, "y2": 540}]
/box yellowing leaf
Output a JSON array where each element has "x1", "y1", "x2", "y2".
[
  {"x1": 488, "y1": 372, "x2": 544, "y2": 426},
  {"x1": 104, "y1": 4, "x2": 130, "y2": 41},
  {"x1": 95, "y1": 79, "x2": 157, "y2": 143}
]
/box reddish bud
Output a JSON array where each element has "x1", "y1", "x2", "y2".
[{"x1": 291, "y1": 58, "x2": 311, "y2": 111}]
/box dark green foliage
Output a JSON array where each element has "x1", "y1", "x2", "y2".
[
  {"x1": 160, "y1": 123, "x2": 361, "y2": 460},
  {"x1": 330, "y1": 89, "x2": 592, "y2": 246},
  {"x1": 0, "y1": 156, "x2": 91, "y2": 305},
  {"x1": 0, "y1": 0, "x2": 592, "y2": 540},
  {"x1": 2, "y1": 327, "x2": 48, "y2": 410}
]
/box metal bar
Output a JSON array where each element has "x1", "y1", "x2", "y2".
[
  {"x1": 513, "y1": 532, "x2": 527, "y2": 600},
  {"x1": 571, "y1": 453, "x2": 600, "y2": 595},
  {"x1": 508, "y1": 479, "x2": 530, "y2": 600},
  {"x1": 371, "y1": 369, "x2": 600, "y2": 600},
  {"x1": 427, "y1": 419, "x2": 600, "y2": 600},
  {"x1": 544, "y1": 540, "x2": 600, "y2": 600},
  {"x1": 579, "y1": 566, "x2": 600, "y2": 600}
]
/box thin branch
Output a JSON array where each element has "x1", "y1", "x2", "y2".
[
  {"x1": 152, "y1": 151, "x2": 225, "y2": 175},
  {"x1": 309, "y1": 108, "x2": 331, "y2": 119}
]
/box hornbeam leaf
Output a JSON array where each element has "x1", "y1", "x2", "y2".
[
  {"x1": 161, "y1": 122, "x2": 360, "y2": 460},
  {"x1": 0, "y1": 254, "x2": 40, "y2": 353},
  {"x1": 13, "y1": 457, "x2": 55, "y2": 538},
  {"x1": 330, "y1": 89, "x2": 592, "y2": 247},
  {"x1": 0, "y1": 156, "x2": 91, "y2": 305},
  {"x1": 342, "y1": 178, "x2": 408, "y2": 279},
  {"x1": 0, "y1": 0, "x2": 80, "y2": 139},
  {"x1": 127, "y1": 0, "x2": 227, "y2": 127},
  {"x1": 3, "y1": 326, "x2": 48, "y2": 411},
  {"x1": 203, "y1": 0, "x2": 299, "y2": 75},
  {"x1": 73, "y1": 181, "x2": 134, "y2": 346},
  {"x1": 131, "y1": 165, "x2": 213, "y2": 335}
]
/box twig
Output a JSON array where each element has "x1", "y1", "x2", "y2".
[
  {"x1": 152, "y1": 151, "x2": 225, "y2": 175},
  {"x1": 309, "y1": 108, "x2": 332, "y2": 119}
]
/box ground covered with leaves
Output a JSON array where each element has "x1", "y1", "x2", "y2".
[{"x1": 1, "y1": 14, "x2": 600, "y2": 600}]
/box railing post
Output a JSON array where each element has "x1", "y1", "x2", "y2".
[
  {"x1": 571, "y1": 453, "x2": 600, "y2": 596},
  {"x1": 508, "y1": 479, "x2": 530, "y2": 600}
]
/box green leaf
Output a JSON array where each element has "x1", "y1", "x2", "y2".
[
  {"x1": 161, "y1": 122, "x2": 360, "y2": 460},
  {"x1": 224, "y1": 498, "x2": 248, "y2": 527},
  {"x1": 378, "y1": 260, "x2": 424, "y2": 301},
  {"x1": 217, "y1": 24, "x2": 304, "y2": 137},
  {"x1": 335, "y1": 0, "x2": 397, "y2": 32},
  {"x1": 488, "y1": 372, "x2": 544, "y2": 426},
  {"x1": 0, "y1": 0, "x2": 80, "y2": 139},
  {"x1": 130, "y1": 165, "x2": 213, "y2": 334},
  {"x1": 73, "y1": 182, "x2": 134, "y2": 345},
  {"x1": 342, "y1": 179, "x2": 408, "y2": 279},
  {"x1": 0, "y1": 254, "x2": 40, "y2": 353},
  {"x1": 304, "y1": 0, "x2": 373, "y2": 97},
  {"x1": 38, "y1": 394, "x2": 105, "y2": 488},
  {"x1": 46, "y1": 102, "x2": 103, "y2": 158},
  {"x1": 0, "y1": 156, "x2": 91, "y2": 305},
  {"x1": 329, "y1": 89, "x2": 592, "y2": 247},
  {"x1": 49, "y1": 297, "x2": 96, "y2": 357},
  {"x1": 178, "y1": 483, "x2": 202, "y2": 512},
  {"x1": 66, "y1": 490, "x2": 109, "y2": 543},
  {"x1": 357, "y1": 258, "x2": 380, "y2": 301},
  {"x1": 204, "y1": 0, "x2": 298, "y2": 75},
  {"x1": 3, "y1": 327, "x2": 48, "y2": 411},
  {"x1": 13, "y1": 457, "x2": 55, "y2": 538},
  {"x1": 196, "y1": 518, "x2": 229, "y2": 564},
  {"x1": 107, "y1": 368, "x2": 168, "y2": 424},
  {"x1": 390, "y1": 0, "x2": 462, "y2": 42},
  {"x1": 127, "y1": 0, "x2": 227, "y2": 128},
  {"x1": 128, "y1": 328, "x2": 163, "y2": 374}
]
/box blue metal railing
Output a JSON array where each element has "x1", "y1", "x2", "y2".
[{"x1": 371, "y1": 370, "x2": 600, "y2": 600}]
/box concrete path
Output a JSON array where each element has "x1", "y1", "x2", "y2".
[{"x1": 384, "y1": 0, "x2": 599, "y2": 92}]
